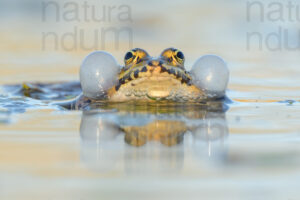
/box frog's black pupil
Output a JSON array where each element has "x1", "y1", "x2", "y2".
[
  {"x1": 176, "y1": 51, "x2": 184, "y2": 59},
  {"x1": 125, "y1": 52, "x2": 133, "y2": 60}
]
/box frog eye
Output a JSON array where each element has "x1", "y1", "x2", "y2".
[
  {"x1": 125, "y1": 51, "x2": 133, "y2": 60},
  {"x1": 124, "y1": 51, "x2": 134, "y2": 65},
  {"x1": 124, "y1": 48, "x2": 149, "y2": 67},
  {"x1": 160, "y1": 48, "x2": 185, "y2": 67},
  {"x1": 175, "y1": 50, "x2": 185, "y2": 64},
  {"x1": 176, "y1": 51, "x2": 184, "y2": 60}
]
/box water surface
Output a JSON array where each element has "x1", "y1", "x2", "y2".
[{"x1": 0, "y1": 0, "x2": 300, "y2": 199}]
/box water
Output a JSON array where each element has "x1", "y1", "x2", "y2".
[
  {"x1": 1, "y1": 0, "x2": 300, "y2": 199},
  {"x1": 0, "y1": 83, "x2": 299, "y2": 200}
]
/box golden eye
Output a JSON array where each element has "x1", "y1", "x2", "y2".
[
  {"x1": 176, "y1": 51, "x2": 184, "y2": 60},
  {"x1": 124, "y1": 51, "x2": 134, "y2": 66},
  {"x1": 160, "y1": 48, "x2": 175, "y2": 62},
  {"x1": 125, "y1": 51, "x2": 133, "y2": 60},
  {"x1": 124, "y1": 48, "x2": 149, "y2": 67},
  {"x1": 175, "y1": 50, "x2": 185, "y2": 65},
  {"x1": 160, "y1": 48, "x2": 185, "y2": 66}
]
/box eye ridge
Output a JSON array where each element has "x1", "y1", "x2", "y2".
[
  {"x1": 125, "y1": 51, "x2": 133, "y2": 60},
  {"x1": 136, "y1": 56, "x2": 141, "y2": 64}
]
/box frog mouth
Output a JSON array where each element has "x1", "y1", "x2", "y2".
[
  {"x1": 115, "y1": 76, "x2": 190, "y2": 101},
  {"x1": 114, "y1": 64, "x2": 192, "y2": 92},
  {"x1": 107, "y1": 64, "x2": 200, "y2": 101}
]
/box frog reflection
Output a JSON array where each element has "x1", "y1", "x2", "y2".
[
  {"x1": 123, "y1": 120, "x2": 186, "y2": 147},
  {"x1": 79, "y1": 102, "x2": 229, "y2": 173}
]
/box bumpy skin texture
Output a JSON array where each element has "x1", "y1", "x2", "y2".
[
  {"x1": 74, "y1": 48, "x2": 207, "y2": 109},
  {"x1": 106, "y1": 48, "x2": 205, "y2": 102}
]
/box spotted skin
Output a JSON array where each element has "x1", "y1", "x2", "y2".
[
  {"x1": 72, "y1": 48, "x2": 207, "y2": 108},
  {"x1": 106, "y1": 48, "x2": 205, "y2": 102}
]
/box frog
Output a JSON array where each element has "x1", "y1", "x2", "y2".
[
  {"x1": 18, "y1": 48, "x2": 229, "y2": 110},
  {"x1": 67, "y1": 48, "x2": 208, "y2": 109},
  {"x1": 106, "y1": 48, "x2": 205, "y2": 102}
]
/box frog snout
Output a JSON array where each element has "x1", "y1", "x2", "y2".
[{"x1": 147, "y1": 60, "x2": 162, "y2": 67}]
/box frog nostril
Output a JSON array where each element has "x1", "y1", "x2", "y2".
[
  {"x1": 148, "y1": 60, "x2": 159, "y2": 67},
  {"x1": 148, "y1": 61, "x2": 153, "y2": 66}
]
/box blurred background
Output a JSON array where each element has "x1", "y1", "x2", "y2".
[
  {"x1": 0, "y1": 0, "x2": 299, "y2": 100},
  {"x1": 0, "y1": 0, "x2": 300, "y2": 200}
]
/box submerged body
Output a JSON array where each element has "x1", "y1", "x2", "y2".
[
  {"x1": 19, "y1": 48, "x2": 224, "y2": 109},
  {"x1": 107, "y1": 48, "x2": 205, "y2": 101},
  {"x1": 78, "y1": 48, "x2": 206, "y2": 107}
]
